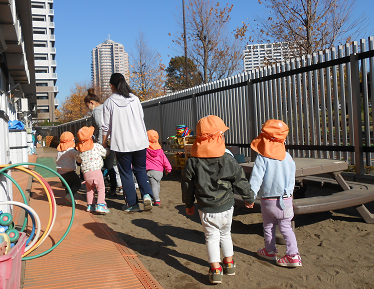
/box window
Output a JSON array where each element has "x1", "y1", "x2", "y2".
[
  {"x1": 32, "y1": 16, "x2": 45, "y2": 22},
  {"x1": 33, "y1": 28, "x2": 46, "y2": 35},
  {"x1": 37, "y1": 93, "x2": 49, "y2": 100},
  {"x1": 34, "y1": 41, "x2": 47, "y2": 47},
  {"x1": 38, "y1": 106, "x2": 49, "y2": 113},
  {"x1": 35, "y1": 55, "x2": 48, "y2": 60},
  {"x1": 36, "y1": 83, "x2": 48, "y2": 87},
  {"x1": 36, "y1": 69, "x2": 48, "y2": 73},
  {"x1": 32, "y1": 3, "x2": 44, "y2": 8}
]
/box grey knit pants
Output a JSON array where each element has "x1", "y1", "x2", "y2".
[{"x1": 146, "y1": 170, "x2": 164, "y2": 201}]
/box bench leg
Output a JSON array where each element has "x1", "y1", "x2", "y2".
[
  {"x1": 276, "y1": 221, "x2": 295, "y2": 245},
  {"x1": 330, "y1": 172, "x2": 351, "y2": 191},
  {"x1": 356, "y1": 205, "x2": 374, "y2": 224}
]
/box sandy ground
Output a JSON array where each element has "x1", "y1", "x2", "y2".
[{"x1": 90, "y1": 171, "x2": 374, "y2": 289}]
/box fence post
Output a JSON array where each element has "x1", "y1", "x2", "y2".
[
  {"x1": 191, "y1": 93, "x2": 197, "y2": 132},
  {"x1": 158, "y1": 102, "x2": 164, "y2": 147},
  {"x1": 350, "y1": 53, "x2": 364, "y2": 175},
  {"x1": 247, "y1": 79, "x2": 256, "y2": 161}
]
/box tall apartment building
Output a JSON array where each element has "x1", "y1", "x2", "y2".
[
  {"x1": 243, "y1": 42, "x2": 295, "y2": 72},
  {"x1": 91, "y1": 38, "x2": 129, "y2": 96},
  {"x1": 31, "y1": 0, "x2": 58, "y2": 122}
]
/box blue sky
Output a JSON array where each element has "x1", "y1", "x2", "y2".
[{"x1": 54, "y1": 0, "x2": 374, "y2": 104}]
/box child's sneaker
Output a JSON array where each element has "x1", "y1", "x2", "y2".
[
  {"x1": 222, "y1": 260, "x2": 236, "y2": 275},
  {"x1": 86, "y1": 204, "x2": 95, "y2": 212},
  {"x1": 209, "y1": 266, "x2": 223, "y2": 284},
  {"x1": 122, "y1": 204, "x2": 141, "y2": 213},
  {"x1": 276, "y1": 254, "x2": 302, "y2": 267},
  {"x1": 95, "y1": 204, "x2": 110, "y2": 214},
  {"x1": 154, "y1": 201, "x2": 161, "y2": 206},
  {"x1": 257, "y1": 248, "x2": 277, "y2": 261},
  {"x1": 143, "y1": 194, "x2": 153, "y2": 211}
]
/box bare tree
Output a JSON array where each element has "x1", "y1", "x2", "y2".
[
  {"x1": 174, "y1": 0, "x2": 245, "y2": 83},
  {"x1": 250, "y1": 0, "x2": 367, "y2": 56},
  {"x1": 130, "y1": 32, "x2": 166, "y2": 101}
]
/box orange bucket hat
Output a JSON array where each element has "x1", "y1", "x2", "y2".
[
  {"x1": 147, "y1": 130, "x2": 162, "y2": 150},
  {"x1": 191, "y1": 115, "x2": 229, "y2": 158},
  {"x1": 250, "y1": 119, "x2": 289, "y2": 161},
  {"x1": 57, "y1": 131, "x2": 75, "y2": 152},
  {"x1": 76, "y1": 126, "x2": 94, "y2": 152}
]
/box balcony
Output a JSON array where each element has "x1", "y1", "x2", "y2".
[
  {"x1": 49, "y1": 22, "x2": 55, "y2": 28},
  {"x1": 53, "y1": 86, "x2": 58, "y2": 92},
  {"x1": 54, "y1": 98, "x2": 59, "y2": 106},
  {"x1": 49, "y1": 34, "x2": 55, "y2": 41},
  {"x1": 33, "y1": 34, "x2": 48, "y2": 41},
  {"x1": 31, "y1": 8, "x2": 47, "y2": 15},
  {"x1": 35, "y1": 72, "x2": 57, "y2": 80},
  {"x1": 34, "y1": 47, "x2": 48, "y2": 54},
  {"x1": 32, "y1": 21, "x2": 47, "y2": 28},
  {"x1": 49, "y1": 9, "x2": 54, "y2": 15},
  {"x1": 50, "y1": 47, "x2": 56, "y2": 53}
]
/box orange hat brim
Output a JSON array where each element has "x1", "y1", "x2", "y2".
[
  {"x1": 190, "y1": 135, "x2": 226, "y2": 158},
  {"x1": 250, "y1": 135, "x2": 286, "y2": 161},
  {"x1": 57, "y1": 140, "x2": 75, "y2": 152},
  {"x1": 76, "y1": 139, "x2": 94, "y2": 152}
]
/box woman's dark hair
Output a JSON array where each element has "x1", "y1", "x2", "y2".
[
  {"x1": 84, "y1": 88, "x2": 102, "y2": 104},
  {"x1": 110, "y1": 73, "x2": 132, "y2": 98}
]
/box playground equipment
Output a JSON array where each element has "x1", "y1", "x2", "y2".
[{"x1": 0, "y1": 162, "x2": 76, "y2": 288}]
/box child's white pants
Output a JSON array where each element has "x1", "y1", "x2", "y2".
[{"x1": 198, "y1": 206, "x2": 234, "y2": 263}]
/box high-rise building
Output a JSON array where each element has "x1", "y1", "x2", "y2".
[
  {"x1": 243, "y1": 42, "x2": 295, "y2": 72},
  {"x1": 31, "y1": 0, "x2": 58, "y2": 122},
  {"x1": 91, "y1": 38, "x2": 129, "y2": 96}
]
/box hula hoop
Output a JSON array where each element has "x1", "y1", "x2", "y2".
[
  {"x1": 0, "y1": 201, "x2": 41, "y2": 251},
  {"x1": 0, "y1": 162, "x2": 75, "y2": 260},
  {"x1": 0, "y1": 165, "x2": 57, "y2": 255}
]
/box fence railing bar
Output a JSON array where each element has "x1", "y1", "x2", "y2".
[{"x1": 251, "y1": 49, "x2": 374, "y2": 84}]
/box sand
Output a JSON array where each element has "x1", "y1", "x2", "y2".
[{"x1": 95, "y1": 171, "x2": 374, "y2": 289}]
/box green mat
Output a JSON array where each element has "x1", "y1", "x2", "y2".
[{"x1": 34, "y1": 157, "x2": 57, "y2": 178}]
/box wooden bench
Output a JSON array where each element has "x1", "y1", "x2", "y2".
[
  {"x1": 234, "y1": 186, "x2": 374, "y2": 223},
  {"x1": 237, "y1": 158, "x2": 374, "y2": 224}
]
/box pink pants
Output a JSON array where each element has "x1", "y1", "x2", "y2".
[
  {"x1": 83, "y1": 170, "x2": 106, "y2": 205},
  {"x1": 260, "y1": 197, "x2": 299, "y2": 256}
]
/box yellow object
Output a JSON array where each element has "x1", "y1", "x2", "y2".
[{"x1": 0, "y1": 233, "x2": 10, "y2": 255}]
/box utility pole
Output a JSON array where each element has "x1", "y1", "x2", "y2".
[{"x1": 182, "y1": 0, "x2": 188, "y2": 88}]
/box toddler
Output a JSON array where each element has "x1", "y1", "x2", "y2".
[
  {"x1": 146, "y1": 130, "x2": 172, "y2": 206},
  {"x1": 248, "y1": 119, "x2": 302, "y2": 267},
  {"x1": 76, "y1": 126, "x2": 109, "y2": 214},
  {"x1": 181, "y1": 115, "x2": 252, "y2": 284},
  {"x1": 56, "y1": 131, "x2": 81, "y2": 205}
]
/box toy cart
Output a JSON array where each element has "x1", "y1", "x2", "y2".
[{"x1": 166, "y1": 136, "x2": 196, "y2": 170}]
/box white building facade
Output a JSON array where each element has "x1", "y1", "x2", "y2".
[
  {"x1": 31, "y1": 0, "x2": 58, "y2": 122},
  {"x1": 0, "y1": 0, "x2": 36, "y2": 212},
  {"x1": 243, "y1": 42, "x2": 296, "y2": 72},
  {"x1": 91, "y1": 38, "x2": 129, "y2": 96}
]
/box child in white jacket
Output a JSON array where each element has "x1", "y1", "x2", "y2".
[{"x1": 76, "y1": 126, "x2": 109, "y2": 214}]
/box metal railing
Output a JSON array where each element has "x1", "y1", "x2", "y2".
[{"x1": 50, "y1": 36, "x2": 374, "y2": 175}]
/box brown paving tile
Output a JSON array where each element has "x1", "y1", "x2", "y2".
[{"x1": 22, "y1": 172, "x2": 163, "y2": 289}]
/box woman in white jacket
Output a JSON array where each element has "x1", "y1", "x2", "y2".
[{"x1": 101, "y1": 73, "x2": 153, "y2": 212}]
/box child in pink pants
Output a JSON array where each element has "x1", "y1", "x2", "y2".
[
  {"x1": 76, "y1": 126, "x2": 109, "y2": 214},
  {"x1": 248, "y1": 119, "x2": 302, "y2": 267}
]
